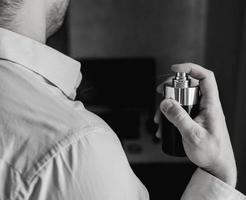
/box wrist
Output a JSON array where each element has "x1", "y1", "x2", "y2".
[
  {"x1": 221, "y1": 166, "x2": 237, "y2": 188},
  {"x1": 205, "y1": 164, "x2": 237, "y2": 188}
]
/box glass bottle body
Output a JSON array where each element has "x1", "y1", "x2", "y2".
[{"x1": 161, "y1": 104, "x2": 199, "y2": 157}]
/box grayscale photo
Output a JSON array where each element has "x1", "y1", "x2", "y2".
[{"x1": 0, "y1": 0, "x2": 246, "y2": 199}]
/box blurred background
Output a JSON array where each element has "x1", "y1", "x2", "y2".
[{"x1": 47, "y1": 0, "x2": 246, "y2": 199}]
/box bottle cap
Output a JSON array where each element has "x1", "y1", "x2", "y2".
[{"x1": 163, "y1": 72, "x2": 199, "y2": 106}]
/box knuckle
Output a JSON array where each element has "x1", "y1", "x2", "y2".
[
  {"x1": 167, "y1": 105, "x2": 185, "y2": 123},
  {"x1": 174, "y1": 111, "x2": 186, "y2": 124},
  {"x1": 185, "y1": 126, "x2": 204, "y2": 145},
  {"x1": 207, "y1": 70, "x2": 215, "y2": 78}
]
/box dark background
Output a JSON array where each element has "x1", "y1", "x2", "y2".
[{"x1": 48, "y1": 0, "x2": 246, "y2": 198}]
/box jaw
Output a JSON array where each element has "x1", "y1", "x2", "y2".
[{"x1": 45, "y1": 0, "x2": 70, "y2": 38}]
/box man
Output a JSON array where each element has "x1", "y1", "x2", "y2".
[{"x1": 0, "y1": 0, "x2": 244, "y2": 199}]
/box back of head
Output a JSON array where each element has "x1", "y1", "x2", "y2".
[{"x1": 0, "y1": 0, "x2": 23, "y2": 27}]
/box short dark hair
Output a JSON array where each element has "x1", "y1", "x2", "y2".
[{"x1": 0, "y1": 0, "x2": 23, "y2": 26}]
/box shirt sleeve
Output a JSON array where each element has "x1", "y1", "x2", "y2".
[
  {"x1": 27, "y1": 129, "x2": 149, "y2": 200},
  {"x1": 181, "y1": 168, "x2": 246, "y2": 200}
]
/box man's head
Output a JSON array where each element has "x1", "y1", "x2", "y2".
[{"x1": 0, "y1": 0, "x2": 70, "y2": 42}]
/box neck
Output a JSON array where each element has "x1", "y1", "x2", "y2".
[{"x1": 7, "y1": 1, "x2": 47, "y2": 43}]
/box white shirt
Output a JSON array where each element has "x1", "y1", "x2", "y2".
[{"x1": 0, "y1": 27, "x2": 244, "y2": 200}]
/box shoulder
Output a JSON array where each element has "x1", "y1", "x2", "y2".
[
  {"x1": 16, "y1": 127, "x2": 126, "y2": 199},
  {"x1": 0, "y1": 60, "x2": 117, "y2": 198},
  {"x1": 17, "y1": 127, "x2": 149, "y2": 200}
]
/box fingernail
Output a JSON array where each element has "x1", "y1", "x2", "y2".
[{"x1": 161, "y1": 99, "x2": 173, "y2": 113}]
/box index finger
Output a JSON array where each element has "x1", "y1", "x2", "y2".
[{"x1": 171, "y1": 63, "x2": 220, "y2": 102}]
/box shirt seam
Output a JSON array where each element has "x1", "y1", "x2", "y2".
[{"x1": 15, "y1": 125, "x2": 113, "y2": 199}]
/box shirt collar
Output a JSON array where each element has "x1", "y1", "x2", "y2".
[{"x1": 0, "y1": 28, "x2": 82, "y2": 99}]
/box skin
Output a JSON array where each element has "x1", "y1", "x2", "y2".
[
  {"x1": 155, "y1": 63, "x2": 237, "y2": 187},
  {"x1": 2, "y1": 0, "x2": 237, "y2": 189},
  {"x1": 5, "y1": 0, "x2": 70, "y2": 43}
]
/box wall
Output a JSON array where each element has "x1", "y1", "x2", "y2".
[
  {"x1": 205, "y1": 0, "x2": 245, "y2": 135},
  {"x1": 69, "y1": 0, "x2": 207, "y2": 77},
  {"x1": 49, "y1": 0, "x2": 246, "y2": 194},
  {"x1": 234, "y1": 1, "x2": 246, "y2": 193}
]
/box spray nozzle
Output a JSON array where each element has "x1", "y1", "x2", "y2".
[{"x1": 173, "y1": 72, "x2": 191, "y2": 88}]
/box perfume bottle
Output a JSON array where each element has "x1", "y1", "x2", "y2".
[{"x1": 161, "y1": 72, "x2": 200, "y2": 157}]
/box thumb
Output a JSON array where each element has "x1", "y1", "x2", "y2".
[{"x1": 160, "y1": 99, "x2": 200, "y2": 141}]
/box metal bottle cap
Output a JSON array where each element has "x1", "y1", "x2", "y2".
[{"x1": 163, "y1": 72, "x2": 199, "y2": 106}]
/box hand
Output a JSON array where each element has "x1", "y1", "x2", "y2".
[{"x1": 155, "y1": 63, "x2": 237, "y2": 187}]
